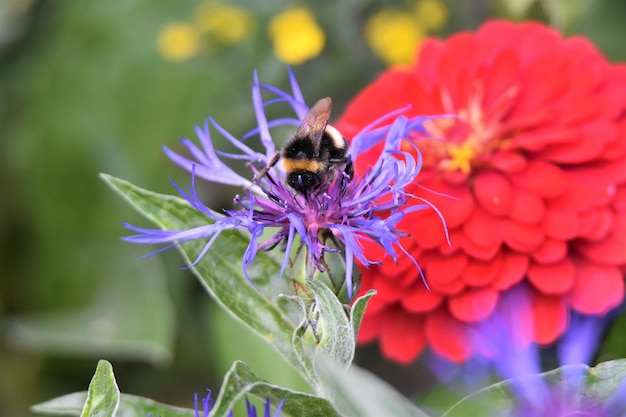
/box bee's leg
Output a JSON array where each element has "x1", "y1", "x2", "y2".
[{"x1": 251, "y1": 152, "x2": 281, "y2": 186}]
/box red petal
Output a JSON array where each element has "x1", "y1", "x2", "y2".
[
  {"x1": 359, "y1": 275, "x2": 399, "y2": 314},
  {"x1": 499, "y1": 218, "x2": 544, "y2": 251},
  {"x1": 493, "y1": 251, "x2": 529, "y2": 290},
  {"x1": 380, "y1": 308, "x2": 426, "y2": 364},
  {"x1": 512, "y1": 57, "x2": 567, "y2": 125},
  {"x1": 461, "y1": 255, "x2": 502, "y2": 286},
  {"x1": 602, "y1": 123, "x2": 626, "y2": 160},
  {"x1": 407, "y1": 210, "x2": 447, "y2": 248},
  {"x1": 532, "y1": 292, "x2": 568, "y2": 344},
  {"x1": 418, "y1": 181, "x2": 475, "y2": 228},
  {"x1": 543, "y1": 208, "x2": 580, "y2": 239},
  {"x1": 569, "y1": 260, "x2": 625, "y2": 314},
  {"x1": 457, "y1": 231, "x2": 502, "y2": 260},
  {"x1": 541, "y1": 123, "x2": 617, "y2": 163},
  {"x1": 490, "y1": 151, "x2": 528, "y2": 174},
  {"x1": 527, "y1": 259, "x2": 575, "y2": 294},
  {"x1": 510, "y1": 161, "x2": 566, "y2": 199},
  {"x1": 425, "y1": 252, "x2": 467, "y2": 285},
  {"x1": 357, "y1": 307, "x2": 385, "y2": 344},
  {"x1": 474, "y1": 172, "x2": 514, "y2": 216},
  {"x1": 438, "y1": 33, "x2": 475, "y2": 107},
  {"x1": 335, "y1": 70, "x2": 416, "y2": 138},
  {"x1": 402, "y1": 284, "x2": 444, "y2": 313},
  {"x1": 428, "y1": 275, "x2": 467, "y2": 295},
  {"x1": 550, "y1": 167, "x2": 617, "y2": 211},
  {"x1": 482, "y1": 51, "x2": 520, "y2": 112},
  {"x1": 425, "y1": 308, "x2": 472, "y2": 362},
  {"x1": 463, "y1": 207, "x2": 501, "y2": 248},
  {"x1": 359, "y1": 233, "x2": 387, "y2": 262},
  {"x1": 614, "y1": 186, "x2": 626, "y2": 210},
  {"x1": 448, "y1": 287, "x2": 499, "y2": 322},
  {"x1": 379, "y1": 253, "x2": 420, "y2": 282},
  {"x1": 576, "y1": 215, "x2": 626, "y2": 265},
  {"x1": 531, "y1": 239, "x2": 567, "y2": 264},
  {"x1": 512, "y1": 127, "x2": 580, "y2": 151},
  {"x1": 577, "y1": 208, "x2": 614, "y2": 241},
  {"x1": 510, "y1": 189, "x2": 545, "y2": 224}
]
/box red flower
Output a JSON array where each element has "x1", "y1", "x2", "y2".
[{"x1": 336, "y1": 20, "x2": 626, "y2": 363}]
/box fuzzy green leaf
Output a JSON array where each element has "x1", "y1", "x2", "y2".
[
  {"x1": 33, "y1": 392, "x2": 196, "y2": 417},
  {"x1": 315, "y1": 358, "x2": 431, "y2": 417},
  {"x1": 349, "y1": 289, "x2": 376, "y2": 344},
  {"x1": 211, "y1": 360, "x2": 340, "y2": 417},
  {"x1": 102, "y1": 175, "x2": 300, "y2": 370},
  {"x1": 80, "y1": 360, "x2": 120, "y2": 417},
  {"x1": 442, "y1": 359, "x2": 626, "y2": 416}
]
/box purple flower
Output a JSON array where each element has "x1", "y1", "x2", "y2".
[
  {"x1": 193, "y1": 391, "x2": 284, "y2": 417},
  {"x1": 430, "y1": 285, "x2": 626, "y2": 416},
  {"x1": 123, "y1": 69, "x2": 445, "y2": 300}
]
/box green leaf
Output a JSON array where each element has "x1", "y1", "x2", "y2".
[
  {"x1": 81, "y1": 360, "x2": 120, "y2": 417},
  {"x1": 442, "y1": 359, "x2": 626, "y2": 416},
  {"x1": 211, "y1": 361, "x2": 341, "y2": 417},
  {"x1": 102, "y1": 175, "x2": 300, "y2": 370},
  {"x1": 315, "y1": 358, "x2": 431, "y2": 417},
  {"x1": 349, "y1": 290, "x2": 376, "y2": 344},
  {"x1": 32, "y1": 392, "x2": 88, "y2": 416},
  {"x1": 33, "y1": 360, "x2": 198, "y2": 417},
  {"x1": 33, "y1": 391, "x2": 197, "y2": 417}
]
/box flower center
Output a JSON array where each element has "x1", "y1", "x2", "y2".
[{"x1": 413, "y1": 83, "x2": 519, "y2": 175}]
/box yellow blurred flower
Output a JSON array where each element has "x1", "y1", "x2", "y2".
[
  {"x1": 413, "y1": 0, "x2": 449, "y2": 30},
  {"x1": 156, "y1": 22, "x2": 200, "y2": 61},
  {"x1": 193, "y1": 2, "x2": 255, "y2": 43},
  {"x1": 268, "y1": 8, "x2": 325, "y2": 65},
  {"x1": 364, "y1": 10, "x2": 425, "y2": 66}
]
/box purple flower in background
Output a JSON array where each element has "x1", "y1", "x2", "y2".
[
  {"x1": 123, "y1": 69, "x2": 445, "y2": 299},
  {"x1": 430, "y1": 285, "x2": 626, "y2": 416},
  {"x1": 193, "y1": 391, "x2": 284, "y2": 417}
]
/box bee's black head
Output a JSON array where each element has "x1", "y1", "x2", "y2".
[{"x1": 287, "y1": 171, "x2": 322, "y2": 194}]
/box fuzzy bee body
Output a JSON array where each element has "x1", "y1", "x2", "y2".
[{"x1": 277, "y1": 97, "x2": 353, "y2": 194}]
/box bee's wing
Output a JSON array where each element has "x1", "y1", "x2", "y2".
[{"x1": 295, "y1": 97, "x2": 332, "y2": 150}]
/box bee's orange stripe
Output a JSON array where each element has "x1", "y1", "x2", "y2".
[{"x1": 282, "y1": 159, "x2": 323, "y2": 172}]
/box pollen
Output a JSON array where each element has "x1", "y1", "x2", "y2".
[{"x1": 445, "y1": 141, "x2": 475, "y2": 174}]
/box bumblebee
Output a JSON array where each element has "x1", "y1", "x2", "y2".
[{"x1": 260, "y1": 97, "x2": 354, "y2": 194}]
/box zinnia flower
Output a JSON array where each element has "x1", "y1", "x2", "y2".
[
  {"x1": 335, "y1": 20, "x2": 626, "y2": 363},
  {"x1": 123, "y1": 70, "x2": 443, "y2": 300}
]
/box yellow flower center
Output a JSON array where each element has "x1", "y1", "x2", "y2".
[
  {"x1": 419, "y1": 83, "x2": 518, "y2": 174},
  {"x1": 444, "y1": 141, "x2": 475, "y2": 174}
]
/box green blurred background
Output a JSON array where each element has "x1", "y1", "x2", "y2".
[{"x1": 2, "y1": 0, "x2": 626, "y2": 415}]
